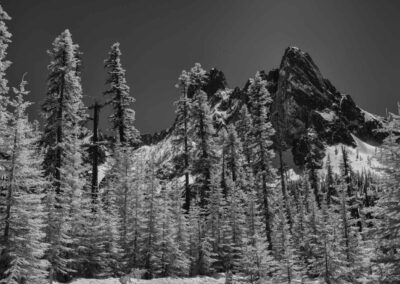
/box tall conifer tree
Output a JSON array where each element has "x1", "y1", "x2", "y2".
[
  {"x1": 0, "y1": 3, "x2": 12, "y2": 263},
  {"x1": 41, "y1": 29, "x2": 87, "y2": 193},
  {"x1": 104, "y1": 42, "x2": 140, "y2": 147},
  {"x1": 173, "y1": 70, "x2": 192, "y2": 212},
  {"x1": 0, "y1": 78, "x2": 49, "y2": 284},
  {"x1": 247, "y1": 72, "x2": 276, "y2": 250},
  {"x1": 375, "y1": 108, "x2": 400, "y2": 281}
]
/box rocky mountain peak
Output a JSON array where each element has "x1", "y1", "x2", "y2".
[
  {"x1": 141, "y1": 47, "x2": 386, "y2": 167},
  {"x1": 280, "y1": 46, "x2": 326, "y2": 93},
  {"x1": 271, "y1": 47, "x2": 384, "y2": 153}
]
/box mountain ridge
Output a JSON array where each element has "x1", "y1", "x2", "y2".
[{"x1": 139, "y1": 46, "x2": 385, "y2": 171}]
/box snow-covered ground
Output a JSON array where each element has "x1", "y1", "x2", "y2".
[
  {"x1": 56, "y1": 276, "x2": 322, "y2": 284},
  {"x1": 315, "y1": 109, "x2": 336, "y2": 122},
  {"x1": 360, "y1": 108, "x2": 381, "y2": 123},
  {"x1": 56, "y1": 276, "x2": 226, "y2": 284},
  {"x1": 321, "y1": 134, "x2": 382, "y2": 176}
]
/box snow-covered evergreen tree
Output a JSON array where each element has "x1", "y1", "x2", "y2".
[
  {"x1": 273, "y1": 199, "x2": 303, "y2": 283},
  {"x1": 291, "y1": 176, "x2": 313, "y2": 275},
  {"x1": 169, "y1": 178, "x2": 191, "y2": 276},
  {"x1": 0, "y1": 3, "x2": 11, "y2": 156},
  {"x1": 104, "y1": 42, "x2": 140, "y2": 147},
  {"x1": 223, "y1": 125, "x2": 243, "y2": 183},
  {"x1": 303, "y1": 128, "x2": 325, "y2": 208},
  {"x1": 187, "y1": 200, "x2": 216, "y2": 276},
  {"x1": 247, "y1": 72, "x2": 276, "y2": 250},
  {"x1": 45, "y1": 184, "x2": 71, "y2": 284},
  {"x1": 100, "y1": 174, "x2": 123, "y2": 276},
  {"x1": 235, "y1": 105, "x2": 254, "y2": 167},
  {"x1": 0, "y1": 4, "x2": 11, "y2": 97},
  {"x1": 60, "y1": 130, "x2": 92, "y2": 278},
  {"x1": 221, "y1": 177, "x2": 247, "y2": 272},
  {"x1": 188, "y1": 63, "x2": 207, "y2": 95},
  {"x1": 102, "y1": 145, "x2": 134, "y2": 272},
  {"x1": 40, "y1": 30, "x2": 90, "y2": 283},
  {"x1": 0, "y1": 78, "x2": 49, "y2": 284},
  {"x1": 124, "y1": 159, "x2": 145, "y2": 271},
  {"x1": 304, "y1": 173, "x2": 323, "y2": 274},
  {"x1": 215, "y1": 126, "x2": 248, "y2": 273},
  {"x1": 324, "y1": 154, "x2": 336, "y2": 205},
  {"x1": 331, "y1": 181, "x2": 363, "y2": 282},
  {"x1": 46, "y1": 122, "x2": 89, "y2": 282},
  {"x1": 340, "y1": 146, "x2": 362, "y2": 230},
  {"x1": 310, "y1": 193, "x2": 342, "y2": 284},
  {"x1": 78, "y1": 196, "x2": 108, "y2": 278},
  {"x1": 190, "y1": 90, "x2": 218, "y2": 208},
  {"x1": 141, "y1": 151, "x2": 162, "y2": 279},
  {"x1": 41, "y1": 29, "x2": 87, "y2": 193},
  {"x1": 173, "y1": 69, "x2": 193, "y2": 212},
  {"x1": 241, "y1": 185, "x2": 278, "y2": 283},
  {"x1": 153, "y1": 182, "x2": 189, "y2": 277},
  {"x1": 0, "y1": 4, "x2": 12, "y2": 268},
  {"x1": 374, "y1": 108, "x2": 400, "y2": 282},
  {"x1": 204, "y1": 173, "x2": 225, "y2": 272}
]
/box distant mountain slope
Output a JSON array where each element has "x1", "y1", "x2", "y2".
[
  {"x1": 101, "y1": 47, "x2": 387, "y2": 183},
  {"x1": 322, "y1": 134, "x2": 382, "y2": 176}
]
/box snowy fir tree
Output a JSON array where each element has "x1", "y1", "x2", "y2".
[
  {"x1": 104, "y1": 42, "x2": 140, "y2": 147},
  {"x1": 167, "y1": 178, "x2": 191, "y2": 276},
  {"x1": 273, "y1": 198, "x2": 303, "y2": 283},
  {"x1": 0, "y1": 78, "x2": 49, "y2": 284},
  {"x1": 330, "y1": 180, "x2": 364, "y2": 282},
  {"x1": 247, "y1": 71, "x2": 277, "y2": 250},
  {"x1": 324, "y1": 154, "x2": 336, "y2": 205},
  {"x1": 0, "y1": 3, "x2": 11, "y2": 158},
  {"x1": 140, "y1": 151, "x2": 163, "y2": 279},
  {"x1": 302, "y1": 127, "x2": 325, "y2": 208},
  {"x1": 310, "y1": 192, "x2": 342, "y2": 284},
  {"x1": 101, "y1": 145, "x2": 134, "y2": 272},
  {"x1": 241, "y1": 184, "x2": 278, "y2": 283},
  {"x1": 340, "y1": 146, "x2": 362, "y2": 231},
  {"x1": 172, "y1": 69, "x2": 193, "y2": 212},
  {"x1": 45, "y1": 125, "x2": 88, "y2": 283},
  {"x1": 235, "y1": 105, "x2": 254, "y2": 167},
  {"x1": 0, "y1": 4, "x2": 12, "y2": 266},
  {"x1": 59, "y1": 127, "x2": 92, "y2": 279},
  {"x1": 0, "y1": 4, "x2": 10, "y2": 97},
  {"x1": 190, "y1": 89, "x2": 218, "y2": 208},
  {"x1": 374, "y1": 108, "x2": 400, "y2": 282},
  {"x1": 153, "y1": 181, "x2": 189, "y2": 277},
  {"x1": 291, "y1": 176, "x2": 315, "y2": 277},
  {"x1": 41, "y1": 29, "x2": 87, "y2": 193}
]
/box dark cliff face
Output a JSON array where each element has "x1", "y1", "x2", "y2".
[
  {"x1": 269, "y1": 47, "x2": 384, "y2": 150},
  {"x1": 141, "y1": 47, "x2": 385, "y2": 168}
]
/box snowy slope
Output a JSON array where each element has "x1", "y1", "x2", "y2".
[
  {"x1": 98, "y1": 135, "x2": 176, "y2": 184},
  {"x1": 99, "y1": 133, "x2": 383, "y2": 184},
  {"x1": 360, "y1": 108, "x2": 381, "y2": 123},
  {"x1": 321, "y1": 134, "x2": 382, "y2": 176},
  {"x1": 56, "y1": 276, "x2": 226, "y2": 284},
  {"x1": 56, "y1": 276, "x2": 322, "y2": 284}
]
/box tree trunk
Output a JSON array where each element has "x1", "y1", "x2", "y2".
[{"x1": 91, "y1": 101, "x2": 100, "y2": 202}]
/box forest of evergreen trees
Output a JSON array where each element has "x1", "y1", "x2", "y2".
[{"x1": 0, "y1": 4, "x2": 399, "y2": 284}]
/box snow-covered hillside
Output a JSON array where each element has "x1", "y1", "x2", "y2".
[
  {"x1": 99, "y1": 132, "x2": 383, "y2": 184},
  {"x1": 321, "y1": 134, "x2": 382, "y2": 176}
]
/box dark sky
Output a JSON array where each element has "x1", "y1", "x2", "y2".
[{"x1": 3, "y1": 0, "x2": 400, "y2": 134}]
